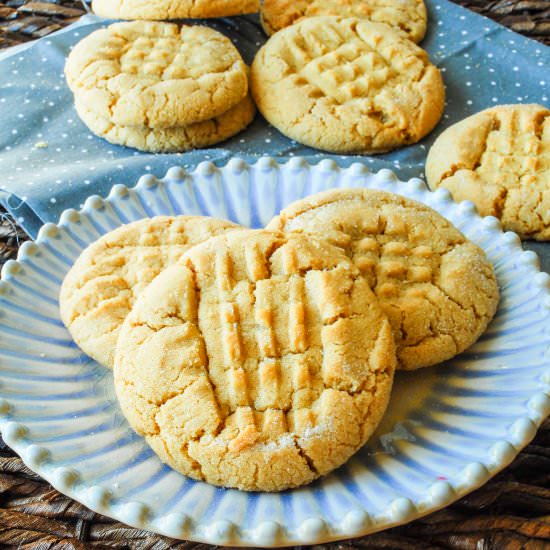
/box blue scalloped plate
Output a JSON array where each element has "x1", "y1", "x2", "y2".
[{"x1": 1, "y1": 158, "x2": 549, "y2": 546}]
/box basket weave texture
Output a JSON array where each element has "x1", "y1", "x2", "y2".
[
  {"x1": 0, "y1": 1, "x2": 549, "y2": 548},
  {"x1": 1, "y1": 0, "x2": 549, "y2": 46}
]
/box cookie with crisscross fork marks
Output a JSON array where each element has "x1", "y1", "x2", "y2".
[
  {"x1": 267, "y1": 189, "x2": 500, "y2": 370},
  {"x1": 65, "y1": 22, "x2": 249, "y2": 129},
  {"x1": 426, "y1": 104, "x2": 550, "y2": 241},
  {"x1": 250, "y1": 16, "x2": 444, "y2": 154},
  {"x1": 114, "y1": 230, "x2": 395, "y2": 491},
  {"x1": 261, "y1": 0, "x2": 427, "y2": 43},
  {"x1": 60, "y1": 216, "x2": 240, "y2": 369},
  {"x1": 92, "y1": 0, "x2": 260, "y2": 20}
]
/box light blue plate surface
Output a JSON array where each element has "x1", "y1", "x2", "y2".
[{"x1": 0, "y1": 158, "x2": 549, "y2": 546}]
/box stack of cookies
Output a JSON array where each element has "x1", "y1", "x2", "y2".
[
  {"x1": 65, "y1": 0, "x2": 448, "y2": 155},
  {"x1": 65, "y1": 21, "x2": 255, "y2": 153},
  {"x1": 59, "y1": 188, "x2": 500, "y2": 492}
]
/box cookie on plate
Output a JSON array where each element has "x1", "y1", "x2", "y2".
[
  {"x1": 250, "y1": 16, "x2": 444, "y2": 154},
  {"x1": 74, "y1": 95, "x2": 255, "y2": 153},
  {"x1": 426, "y1": 104, "x2": 550, "y2": 241},
  {"x1": 65, "y1": 22, "x2": 249, "y2": 129},
  {"x1": 92, "y1": 0, "x2": 260, "y2": 20},
  {"x1": 261, "y1": 0, "x2": 427, "y2": 43},
  {"x1": 267, "y1": 189, "x2": 500, "y2": 370},
  {"x1": 115, "y1": 230, "x2": 396, "y2": 491},
  {"x1": 60, "y1": 216, "x2": 239, "y2": 369}
]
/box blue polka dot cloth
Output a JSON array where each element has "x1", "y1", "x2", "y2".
[{"x1": 0, "y1": 0, "x2": 548, "y2": 241}]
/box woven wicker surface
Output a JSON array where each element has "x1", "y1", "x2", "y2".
[
  {"x1": 1, "y1": 0, "x2": 549, "y2": 46},
  {"x1": 0, "y1": 1, "x2": 549, "y2": 548}
]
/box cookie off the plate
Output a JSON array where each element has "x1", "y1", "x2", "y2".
[
  {"x1": 261, "y1": 0, "x2": 427, "y2": 43},
  {"x1": 426, "y1": 104, "x2": 550, "y2": 241},
  {"x1": 65, "y1": 21, "x2": 249, "y2": 129},
  {"x1": 92, "y1": 0, "x2": 260, "y2": 19},
  {"x1": 251, "y1": 16, "x2": 444, "y2": 154}
]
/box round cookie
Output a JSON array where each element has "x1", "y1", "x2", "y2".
[
  {"x1": 60, "y1": 216, "x2": 239, "y2": 369},
  {"x1": 65, "y1": 22, "x2": 249, "y2": 128},
  {"x1": 115, "y1": 230, "x2": 396, "y2": 492},
  {"x1": 74, "y1": 95, "x2": 255, "y2": 153},
  {"x1": 92, "y1": 0, "x2": 260, "y2": 20},
  {"x1": 267, "y1": 189, "x2": 500, "y2": 370},
  {"x1": 426, "y1": 104, "x2": 550, "y2": 241},
  {"x1": 261, "y1": 0, "x2": 427, "y2": 43},
  {"x1": 250, "y1": 16, "x2": 444, "y2": 154}
]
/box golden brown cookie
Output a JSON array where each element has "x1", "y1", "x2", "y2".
[
  {"x1": 74, "y1": 95, "x2": 255, "y2": 153},
  {"x1": 60, "y1": 216, "x2": 239, "y2": 369},
  {"x1": 267, "y1": 189, "x2": 500, "y2": 370},
  {"x1": 426, "y1": 104, "x2": 550, "y2": 241},
  {"x1": 261, "y1": 0, "x2": 427, "y2": 43},
  {"x1": 92, "y1": 0, "x2": 260, "y2": 20},
  {"x1": 114, "y1": 230, "x2": 396, "y2": 491},
  {"x1": 250, "y1": 16, "x2": 444, "y2": 154},
  {"x1": 65, "y1": 22, "x2": 249, "y2": 128}
]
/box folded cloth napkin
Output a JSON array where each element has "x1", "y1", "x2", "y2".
[{"x1": 0, "y1": 0, "x2": 548, "y2": 242}]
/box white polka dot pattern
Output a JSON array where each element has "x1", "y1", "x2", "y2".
[{"x1": 0, "y1": 3, "x2": 547, "y2": 237}]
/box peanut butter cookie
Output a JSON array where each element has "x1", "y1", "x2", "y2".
[
  {"x1": 426, "y1": 104, "x2": 550, "y2": 241},
  {"x1": 65, "y1": 22, "x2": 249, "y2": 128},
  {"x1": 250, "y1": 16, "x2": 444, "y2": 154},
  {"x1": 261, "y1": 0, "x2": 427, "y2": 43},
  {"x1": 60, "y1": 216, "x2": 239, "y2": 369},
  {"x1": 92, "y1": 0, "x2": 260, "y2": 20},
  {"x1": 267, "y1": 189, "x2": 500, "y2": 370},
  {"x1": 114, "y1": 230, "x2": 396, "y2": 491},
  {"x1": 74, "y1": 95, "x2": 255, "y2": 153}
]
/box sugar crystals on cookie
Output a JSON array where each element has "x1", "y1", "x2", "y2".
[
  {"x1": 114, "y1": 229, "x2": 396, "y2": 491},
  {"x1": 267, "y1": 188, "x2": 500, "y2": 370}
]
